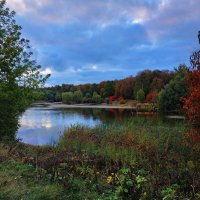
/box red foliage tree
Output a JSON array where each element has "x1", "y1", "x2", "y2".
[
  {"x1": 109, "y1": 96, "x2": 115, "y2": 102},
  {"x1": 182, "y1": 32, "x2": 200, "y2": 151},
  {"x1": 117, "y1": 96, "x2": 124, "y2": 101},
  {"x1": 183, "y1": 38, "x2": 200, "y2": 133},
  {"x1": 146, "y1": 91, "x2": 158, "y2": 103}
]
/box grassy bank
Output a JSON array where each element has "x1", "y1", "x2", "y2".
[{"x1": 0, "y1": 118, "x2": 199, "y2": 199}]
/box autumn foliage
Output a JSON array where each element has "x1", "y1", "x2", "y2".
[
  {"x1": 109, "y1": 96, "x2": 115, "y2": 102},
  {"x1": 146, "y1": 91, "x2": 158, "y2": 103},
  {"x1": 182, "y1": 48, "x2": 200, "y2": 133},
  {"x1": 182, "y1": 33, "x2": 200, "y2": 153},
  {"x1": 109, "y1": 96, "x2": 124, "y2": 102}
]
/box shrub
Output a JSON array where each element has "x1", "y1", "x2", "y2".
[
  {"x1": 119, "y1": 100, "x2": 126, "y2": 104},
  {"x1": 109, "y1": 96, "x2": 115, "y2": 102},
  {"x1": 117, "y1": 96, "x2": 124, "y2": 101}
]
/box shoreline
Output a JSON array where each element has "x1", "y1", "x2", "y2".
[
  {"x1": 31, "y1": 102, "x2": 185, "y2": 119},
  {"x1": 32, "y1": 102, "x2": 137, "y2": 110}
]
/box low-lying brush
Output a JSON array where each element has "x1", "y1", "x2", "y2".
[{"x1": 0, "y1": 117, "x2": 199, "y2": 199}]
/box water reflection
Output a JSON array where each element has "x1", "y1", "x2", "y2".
[
  {"x1": 17, "y1": 107, "x2": 102, "y2": 145},
  {"x1": 17, "y1": 105, "x2": 182, "y2": 146}
]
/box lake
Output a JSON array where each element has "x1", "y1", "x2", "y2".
[
  {"x1": 16, "y1": 104, "x2": 183, "y2": 146},
  {"x1": 17, "y1": 104, "x2": 139, "y2": 145}
]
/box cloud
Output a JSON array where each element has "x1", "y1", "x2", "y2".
[
  {"x1": 5, "y1": 0, "x2": 200, "y2": 85},
  {"x1": 7, "y1": 0, "x2": 159, "y2": 25},
  {"x1": 40, "y1": 67, "x2": 52, "y2": 76},
  {"x1": 19, "y1": 20, "x2": 150, "y2": 71},
  {"x1": 147, "y1": 0, "x2": 200, "y2": 41}
]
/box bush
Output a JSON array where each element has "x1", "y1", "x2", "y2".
[
  {"x1": 82, "y1": 97, "x2": 93, "y2": 103},
  {"x1": 119, "y1": 100, "x2": 126, "y2": 104}
]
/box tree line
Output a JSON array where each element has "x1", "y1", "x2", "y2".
[
  {"x1": 39, "y1": 66, "x2": 188, "y2": 112},
  {"x1": 41, "y1": 69, "x2": 174, "y2": 102}
]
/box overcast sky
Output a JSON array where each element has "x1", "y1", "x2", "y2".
[{"x1": 7, "y1": 0, "x2": 200, "y2": 85}]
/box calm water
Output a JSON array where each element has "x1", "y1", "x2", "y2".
[
  {"x1": 17, "y1": 105, "x2": 137, "y2": 145},
  {"x1": 17, "y1": 104, "x2": 183, "y2": 146}
]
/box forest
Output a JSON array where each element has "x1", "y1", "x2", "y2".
[{"x1": 37, "y1": 65, "x2": 188, "y2": 113}]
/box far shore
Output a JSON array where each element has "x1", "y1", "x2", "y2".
[
  {"x1": 32, "y1": 102, "x2": 137, "y2": 110},
  {"x1": 31, "y1": 102, "x2": 185, "y2": 119}
]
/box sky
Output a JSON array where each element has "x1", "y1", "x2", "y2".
[{"x1": 6, "y1": 0, "x2": 200, "y2": 85}]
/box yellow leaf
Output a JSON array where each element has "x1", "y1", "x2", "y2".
[{"x1": 106, "y1": 176, "x2": 112, "y2": 183}]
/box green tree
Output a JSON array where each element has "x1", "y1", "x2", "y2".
[
  {"x1": 55, "y1": 92, "x2": 62, "y2": 102},
  {"x1": 134, "y1": 70, "x2": 152, "y2": 97},
  {"x1": 92, "y1": 92, "x2": 102, "y2": 103},
  {"x1": 62, "y1": 92, "x2": 73, "y2": 104},
  {"x1": 0, "y1": 1, "x2": 49, "y2": 140},
  {"x1": 158, "y1": 65, "x2": 188, "y2": 112},
  {"x1": 136, "y1": 89, "x2": 145, "y2": 102},
  {"x1": 104, "y1": 81, "x2": 115, "y2": 97},
  {"x1": 85, "y1": 92, "x2": 91, "y2": 98},
  {"x1": 44, "y1": 90, "x2": 55, "y2": 102},
  {"x1": 73, "y1": 90, "x2": 83, "y2": 103},
  {"x1": 32, "y1": 91, "x2": 46, "y2": 101}
]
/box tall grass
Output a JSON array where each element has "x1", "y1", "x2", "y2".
[
  {"x1": 59, "y1": 117, "x2": 188, "y2": 162},
  {"x1": 56, "y1": 117, "x2": 200, "y2": 198}
]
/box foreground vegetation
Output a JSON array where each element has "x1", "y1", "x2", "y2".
[{"x1": 1, "y1": 118, "x2": 199, "y2": 199}]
